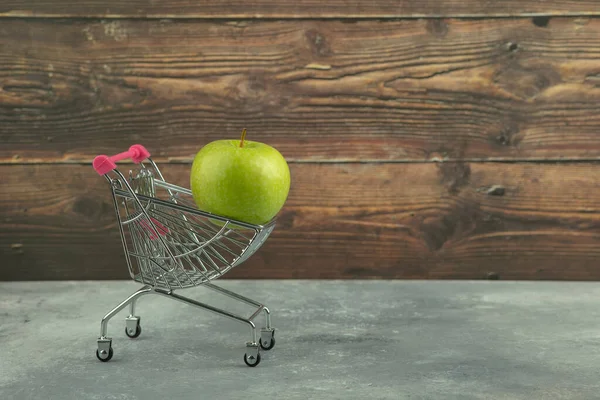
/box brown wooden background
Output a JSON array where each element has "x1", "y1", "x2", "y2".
[{"x1": 2, "y1": 1, "x2": 600, "y2": 280}]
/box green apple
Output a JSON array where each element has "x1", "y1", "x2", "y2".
[{"x1": 190, "y1": 130, "x2": 290, "y2": 226}]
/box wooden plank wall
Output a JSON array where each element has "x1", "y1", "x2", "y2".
[{"x1": 2, "y1": 2, "x2": 600, "y2": 280}]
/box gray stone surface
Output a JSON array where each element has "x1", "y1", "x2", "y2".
[{"x1": 1, "y1": 280, "x2": 600, "y2": 399}]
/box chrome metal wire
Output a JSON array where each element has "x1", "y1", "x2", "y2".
[{"x1": 106, "y1": 160, "x2": 275, "y2": 291}]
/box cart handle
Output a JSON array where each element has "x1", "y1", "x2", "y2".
[{"x1": 93, "y1": 144, "x2": 151, "y2": 175}]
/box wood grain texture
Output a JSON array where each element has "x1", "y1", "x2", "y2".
[
  {"x1": 2, "y1": 18, "x2": 600, "y2": 163},
  {"x1": 3, "y1": 162, "x2": 600, "y2": 281},
  {"x1": 2, "y1": 0, "x2": 600, "y2": 18}
]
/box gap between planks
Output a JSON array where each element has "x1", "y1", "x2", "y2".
[
  {"x1": 4, "y1": 158, "x2": 600, "y2": 166},
  {"x1": 1, "y1": 14, "x2": 600, "y2": 21}
]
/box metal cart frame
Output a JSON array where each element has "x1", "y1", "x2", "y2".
[{"x1": 92, "y1": 145, "x2": 276, "y2": 367}]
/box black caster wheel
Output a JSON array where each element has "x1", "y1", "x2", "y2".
[
  {"x1": 244, "y1": 352, "x2": 261, "y2": 367},
  {"x1": 96, "y1": 347, "x2": 113, "y2": 362},
  {"x1": 125, "y1": 324, "x2": 142, "y2": 338},
  {"x1": 259, "y1": 336, "x2": 275, "y2": 351}
]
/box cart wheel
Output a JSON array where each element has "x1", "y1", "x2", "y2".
[
  {"x1": 96, "y1": 347, "x2": 113, "y2": 362},
  {"x1": 125, "y1": 324, "x2": 142, "y2": 338},
  {"x1": 259, "y1": 336, "x2": 275, "y2": 351},
  {"x1": 244, "y1": 352, "x2": 261, "y2": 367}
]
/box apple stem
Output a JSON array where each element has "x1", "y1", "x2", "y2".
[{"x1": 240, "y1": 128, "x2": 247, "y2": 148}]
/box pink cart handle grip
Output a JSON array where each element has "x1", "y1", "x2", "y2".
[{"x1": 93, "y1": 144, "x2": 151, "y2": 175}]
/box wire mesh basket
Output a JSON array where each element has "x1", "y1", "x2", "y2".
[{"x1": 115, "y1": 166, "x2": 275, "y2": 290}]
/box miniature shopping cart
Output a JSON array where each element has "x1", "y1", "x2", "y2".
[{"x1": 92, "y1": 144, "x2": 276, "y2": 367}]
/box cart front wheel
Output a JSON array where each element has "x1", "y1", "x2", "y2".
[
  {"x1": 244, "y1": 352, "x2": 261, "y2": 367},
  {"x1": 125, "y1": 324, "x2": 142, "y2": 338},
  {"x1": 96, "y1": 347, "x2": 113, "y2": 362}
]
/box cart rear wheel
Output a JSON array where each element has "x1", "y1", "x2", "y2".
[
  {"x1": 244, "y1": 352, "x2": 261, "y2": 367},
  {"x1": 96, "y1": 347, "x2": 113, "y2": 362},
  {"x1": 125, "y1": 324, "x2": 142, "y2": 338},
  {"x1": 259, "y1": 336, "x2": 275, "y2": 351}
]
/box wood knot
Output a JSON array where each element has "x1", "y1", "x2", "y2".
[
  {"x1": 305, "y1": 29, "x2": 332, "y2": 57},
  {"x1": 72, "y1": 196, "x2": 109, "y2": 220},
  {"x1": 494, "y1": 64, "x2": 560, "y2": 100},
  {"x1": 276, "y1": 209, "x2": 296, "y2": 230},
  {"x1": 426, "y1": 19, "x2": 449, "y2": 38},
  {"x1": 532, "y1": 16, "x2": 550, "y2": 28},
  {"x1": 493, "y1": 123, "x2": 521, "y2": 147},
  {"x1": 438, "y1": 162, "x2": 471, "y2": 195},
  {"x1": 248, "y1": 73, "x2": 267, "y2": 92},
  {"x1": 420, "y1": 200, "x2": 480, "y2": 251},
  {"x1": 228, "y1": 72, "x2": 285, "y2": 112},
  {"x1": 486, "y1": 185, "x2": 505, "y2": 196}
]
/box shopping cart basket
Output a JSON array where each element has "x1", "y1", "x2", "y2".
[{"x1": 92, "y1": 144, "x2": 276, "y2": 367}]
